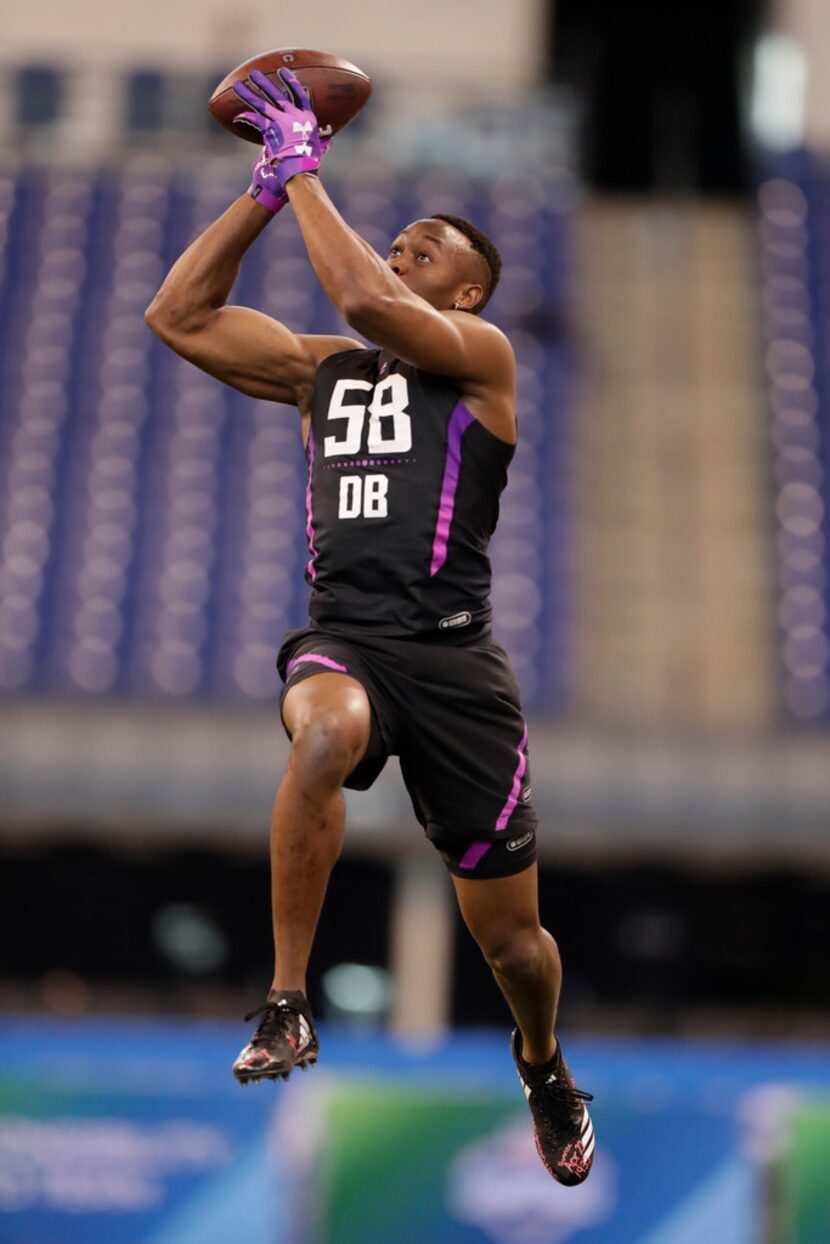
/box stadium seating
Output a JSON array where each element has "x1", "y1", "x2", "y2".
[
  {"x1": 0, "y1": 163, "x2": 572, "y2": 709},
  {"x1": 757, "y1": 152, "x2": 830, "y2": 722}
]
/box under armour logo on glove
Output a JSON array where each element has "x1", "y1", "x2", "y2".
[
  {"x1": 292, "y1": 119, "x2": 314, "y2": 156},
  {"x1": 232, "y1": 68, "x2": 332, "y2": 213}
]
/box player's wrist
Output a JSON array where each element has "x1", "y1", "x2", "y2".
[
  {"x1": 284, "y1": 167, "x2": 323, "y2": 195},
  {"x1": 245, "y1": 144, "x2": 288, "y2": 215},
  {"x1": 247, "y1": 181, "x2": 287, "y2": 215}
]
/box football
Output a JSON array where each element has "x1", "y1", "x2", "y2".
[{"x1": 209, "y1": 48, "x2": 372, "y2": 143}]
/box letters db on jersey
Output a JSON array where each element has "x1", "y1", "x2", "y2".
[
  {"x1": 324, "y1": 375, "x2": 410, "y2": 519},
  {"x1": 305, "y1": 348, "x2": 515, "y2": 637}
]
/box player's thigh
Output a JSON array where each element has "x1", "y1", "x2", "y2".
[{"x1": 282, "y1": 671, "x2": 372, "y2": 769}]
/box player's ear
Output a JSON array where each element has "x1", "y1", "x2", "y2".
[{"x1": 457, "y1": 284, "x2": 483, "y2": 313}]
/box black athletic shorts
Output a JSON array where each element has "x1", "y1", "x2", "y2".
[{"x1": 276, "y1": 624, "x2": 537, "y2": 879}]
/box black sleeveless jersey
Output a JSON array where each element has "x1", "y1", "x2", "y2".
[{"x1": 303, "y1": 347, "x2": 515, "y2": 638}]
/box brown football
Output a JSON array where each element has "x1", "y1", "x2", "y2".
[{"x1": 209, "y1": 48, "x2": 372, "y2": 143}]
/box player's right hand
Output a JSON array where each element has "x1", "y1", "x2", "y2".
[{"x1": 233, "y1": 69, "x2": 332, "y2": 214}]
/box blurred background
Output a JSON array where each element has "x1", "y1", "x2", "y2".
[{"x1": 1, "y1": 0, "x2": 829, "y2": 1241}]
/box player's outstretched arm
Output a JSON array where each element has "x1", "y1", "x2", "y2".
[
  {"x1": 215, "y1": 67, "x2": 504, "y2": 396},
  {"x1": 145, "y1": 195, "x2": 359, "y2": 404},
  {"x1": 285, "y1": 174, "x2": 509, "y2": 388}
]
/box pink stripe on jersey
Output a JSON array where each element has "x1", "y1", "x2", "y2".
[
  {"x1": 495, "y1": 723, "x2": 529, "y2": 831},
  {"x1": 286, "y1": 653, "x2": 349, "y2": 677},
  {"x1": 430, "y1": 400, "x2": 475, "y2": 577},
  {"x1": 458, "y1": 723, "x2": 530, "y2": 871},
  {"x1": 458, "y1": 839, "x2": 492, "y2": 871},
  {"x1": 305, "y1": 427, "x2": 319, "y2": 581}
]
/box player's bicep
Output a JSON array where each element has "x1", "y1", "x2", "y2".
[{"x1": 148, "y1": 304, "x2": 317, "y2": 403}]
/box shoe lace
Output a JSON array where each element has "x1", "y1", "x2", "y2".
[
  {"x1": 539, "y1": 1080, "x2": 594, "y2": 1106},
  {"x1": 243, "y1": 1002, "x2": 296, "y2": 1047},
  {"x1": 529, "y1": 1069, "x2": 593, "y2": 1107}
]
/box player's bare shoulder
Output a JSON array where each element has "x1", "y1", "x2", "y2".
[
  {"x1": 300, "y1": 334, "x2": 364, "y2": 371},
  {"x1": 448, "y1": 310, "x2": 514, "y2": 380},
  {"x1": 448, "y1": 312, "x2": 516, "y2": 443}
]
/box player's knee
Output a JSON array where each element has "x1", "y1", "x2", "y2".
[
  {"x1": 288, "y1": 709, "x2": 367, "y2": 788},
  {"x1": 481, "y1": 925, "x2": 550, "y2": 981}
]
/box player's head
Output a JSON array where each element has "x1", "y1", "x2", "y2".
[{"x1": 386, "y1": 215, "x2": 502, "y2": 314}]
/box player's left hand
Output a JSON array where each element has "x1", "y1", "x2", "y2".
[{"x1": 233, "y1": 69, "x2": 331, "y2": 213}]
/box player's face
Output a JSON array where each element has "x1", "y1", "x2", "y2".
[{"x1": 386, "y1": 220, "x2": 479, "y2": 311}]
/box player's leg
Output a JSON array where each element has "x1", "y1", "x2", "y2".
[
  {"x1": 388, "y1": 629, "x2": 594, "y2": 1182},
  {"x1": 349, "y1": 633, "x2": 594, "y2": 1180},
  {"x1": 450, "y1": 865, "x2": 594, "y2": 1184},
  {"x1": 451, "y1": 863, "x2": 559, "y2": 1064},
  {"x1": 271, "y1": 670, "x2": 371, "y2": 993},
  {"x1": 233, "y1": 669, "x2": 371, "y2": 1084},
  {"x1": 452, "y1": 863, "x2": 594, "y2": 1184}
]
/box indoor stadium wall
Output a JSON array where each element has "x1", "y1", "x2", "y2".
[
  {"x1": 570, "y1": 199, "x2": 774, "y2": 731},
  {"x1": 0, "y1": 0, "x2": 548, "y2": 82},
  {"x1": 0, "y1": 0, "x2": 549, "y2": 164}
]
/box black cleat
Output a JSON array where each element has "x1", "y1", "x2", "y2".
[
  {"x1": 232, "y1": 990, "x2": 319, "y2": 1085},
  {"x1": 511, "y1": 1028, "x2": 595, "y2": 1185}
]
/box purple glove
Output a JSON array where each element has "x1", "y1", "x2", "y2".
[{"x1": 233, "y1": 68, "x2": 330, "y2": 215}]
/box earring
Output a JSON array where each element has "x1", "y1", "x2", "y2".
[{"x1": 452, "y1": 301, "x2": 460, "y2": 310}]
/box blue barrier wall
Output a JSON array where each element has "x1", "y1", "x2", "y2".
[{"x1": 0, "y1": 1019, "x2": 828, "y2": 1243}]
